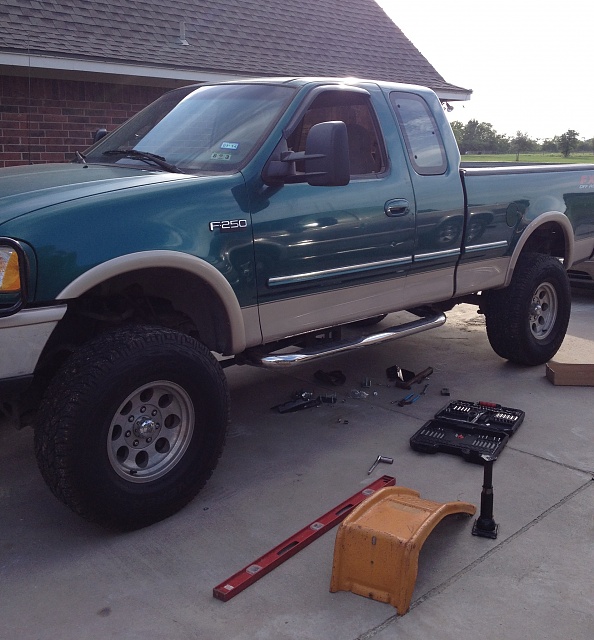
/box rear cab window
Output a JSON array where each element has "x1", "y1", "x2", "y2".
[{"x1": 389, "y1": 92, "x2": 447, "y2": 175}]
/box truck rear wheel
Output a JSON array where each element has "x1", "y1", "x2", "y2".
[
  {"x1": 34, "y1": 325, "x2": 229, "y2": 530},
  {"x1": 482, "y1": 253, "x2": 571, "y2": 365}
]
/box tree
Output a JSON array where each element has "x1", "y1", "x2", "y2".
[
  {"x1": 541, "y1": 138, "x2": 557, "y2": 153},
  {"x1": 511, "y1": 131, "x2": 536, "y2": 161},
  {"x1": 450, "y1": 119, "x2": 509, "y2": 155},
  {"x1": 576, "y1": 137, "x2": 594, "y2": 153},
  {"x1": 557, "y1": 129, "x2": 579, "y2": 157},
  {"x1": 450, "y1": 120, "x2": 465, "y2": 145}
]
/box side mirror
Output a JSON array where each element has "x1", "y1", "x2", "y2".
[
  {"x1": 262, "y1": 121, "x2": 350, "y2": 187},
  {"x1": 92, "y1": 128, "x2": 108, "y2": 144},
  {"x1": 304, "y1": 121, "x2": 350, "y2": 186}
]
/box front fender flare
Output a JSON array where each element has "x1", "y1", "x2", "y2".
[{"x1": 56, "y1": 251, "x2": 247, "y2": 353}]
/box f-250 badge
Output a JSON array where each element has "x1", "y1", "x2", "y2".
[{"x1": 209, "y1": 219, "x2": 248, "y2": 232}]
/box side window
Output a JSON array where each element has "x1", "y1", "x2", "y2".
[
  {"x1": 389, "y1": 92, "x2": 447, "y2": 175},
  {"x1": 287, "y1": 91, "x2": 385, "y2": 177}
]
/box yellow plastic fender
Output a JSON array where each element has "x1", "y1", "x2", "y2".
[{"x1": 330, "y1": 486, "x2": 476, "y2": 614}]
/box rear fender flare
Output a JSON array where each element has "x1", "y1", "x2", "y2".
[{"x1": 504, "y1": 211, "x2": 573, "y2": 287}]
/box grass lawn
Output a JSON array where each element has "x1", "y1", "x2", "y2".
[{"x1": 460, "y1": 153, "x2": 594, "y2": 164}]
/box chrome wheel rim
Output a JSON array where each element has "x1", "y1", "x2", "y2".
[
  {"x1": 107, "y1": 381, "x2": 194, "y2": 483},
  {"x1": 529, "y1": 282, "x2": 558, "y2": 340}
]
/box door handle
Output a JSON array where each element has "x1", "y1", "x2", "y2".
[{"x1": 385, "y1": 199, "x2": 410, "y2": 217}]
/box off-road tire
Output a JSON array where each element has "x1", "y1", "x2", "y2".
[
  {"x1": 34, "y1": 325, "x2": 229, "y2": 530},
  {"x1": 482, "y1": 253, "x2": 571, "y2": 365}
]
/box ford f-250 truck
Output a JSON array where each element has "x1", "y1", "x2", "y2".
[{"x1": 1, "y1": 77, "x2": 593, "y2": 529}]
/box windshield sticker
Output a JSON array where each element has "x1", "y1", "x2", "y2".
[
  {"x1": 221, "y1": 142, "x2": 239, "y2": 150},
  {"x1": 211, "y1": 152, "x2": 232, "y2": 161}
]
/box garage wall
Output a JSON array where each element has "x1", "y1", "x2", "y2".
[{"x1": 0, "y1": 76, "x2": 167, "y2": 167}]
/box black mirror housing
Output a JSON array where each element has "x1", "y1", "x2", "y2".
[
  {"x1": 93, "y1": 128, "x2": 108, "y2": 144},
  {"x1": 262, "y1": 121, "x2": 350, "y2": 187},
  {"x1": 305, "y1": 121, "x2": 350, "y2": 186}
]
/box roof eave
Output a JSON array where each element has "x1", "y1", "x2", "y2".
[
  {"x1": 434, "y1": 87, "x2": 473, "y2": 102},
  {"x1": 0, "y1": 51, "x2": 473, "y2": 101},
  {"x1": 0, "y1": 52, "x2": 249, "y2": 86}
]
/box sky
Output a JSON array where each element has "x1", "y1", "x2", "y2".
[{"x1": 375, "y1": 0, "x2": 593, "y2": 141}]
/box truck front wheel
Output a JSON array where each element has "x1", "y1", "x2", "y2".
[
  {"x1": 482, "y1": 253, "x2": 571, "y2": 365},
  {"x1": 34, "y1": 326, "x2": 229, "y2": 530}
]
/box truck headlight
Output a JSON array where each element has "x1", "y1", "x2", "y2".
[{"x1": 0, "y1": 246, "x2": 21, "y2": 292}]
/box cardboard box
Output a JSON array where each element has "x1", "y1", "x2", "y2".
[{"x1": 545, "y1": 361, "x2": 594, "y2": 386}]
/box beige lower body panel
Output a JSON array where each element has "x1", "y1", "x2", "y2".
[
  {"x1": 0, "y1": 306, "x2": 66, "y2": 378},
  {"x1": 454, "y1": 256, "x2": 510, "y2": 296},
  {"x1": 258, "y1": 267, "x2": 455, "y2": 343},
  {"x1": 241, "y1": 305, "x2": 263, "y2": 349}
]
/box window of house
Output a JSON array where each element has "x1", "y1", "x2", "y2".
[
  {"x1": 288, "y1": 91, "x2": 385, "y2": 176},
  {"x1": 389, "y1": 92, "x2": 447, "y2": 175}
]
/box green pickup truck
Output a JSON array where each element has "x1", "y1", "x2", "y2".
[{"x1": 1, "y1": 77, "x2": 593, "y2": 529}]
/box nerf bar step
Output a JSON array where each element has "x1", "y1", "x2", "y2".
[{"x1": 251, "y1": 312, "x2": 446, "y2": 368}]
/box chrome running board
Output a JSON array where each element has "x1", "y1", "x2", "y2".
[{"x1": 249, "y1": 312, "x2": 446, "y2": 369}]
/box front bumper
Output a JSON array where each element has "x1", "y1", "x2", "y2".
[{"x1": 0, "y1": 305, "x2": 66, "y2": 381}]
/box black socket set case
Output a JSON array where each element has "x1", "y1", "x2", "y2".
[{"x1": 409, "y1": 400, "x2": 525, "y2": 464}]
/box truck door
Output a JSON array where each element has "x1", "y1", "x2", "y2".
[
  {"x1": 388, "y1": 91, "x2": 466, "y2": 306},
  {"x1": 251, "y1": 87, "x2": 417, "y2": 341}
]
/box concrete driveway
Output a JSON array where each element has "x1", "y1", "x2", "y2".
[{"x1": 1, "y1": 288, "x2": 593, "y2": 640}]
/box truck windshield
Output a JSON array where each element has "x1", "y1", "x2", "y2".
[{"x1": 85, "y1": 83, "x2": 296, "y2": 173}]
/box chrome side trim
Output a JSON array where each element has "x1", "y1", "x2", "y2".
[
  {"x1": 251, "y1": 312, "x2": 446, "y2": 368},
  {"x1": 413, "y1": 248, "x2": 460, "y2": 262},
  {"x1": 267, "y1": 256, "x2": 412, "y2": 287},
  {"x1": 464, "y1": 240, "x2": 508, "y2": 253}
]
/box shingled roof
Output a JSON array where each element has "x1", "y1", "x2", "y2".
[{"x1": 0, "y1": 0, "x2": 470, "y2": 99}]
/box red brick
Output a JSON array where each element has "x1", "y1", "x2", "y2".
[{"x1": 0, "y1": 76, "x2": 169, "y2": 165}]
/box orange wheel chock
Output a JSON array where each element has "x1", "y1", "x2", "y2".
[{"x1": 330, "y1": 486, "x2": 476, "y2": 615}]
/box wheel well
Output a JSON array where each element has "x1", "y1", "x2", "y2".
[
  {"x1": 504, "y1": 220, "x2": 569, "y2": 289},
  {"x1": 520, "y1": 221, "x2": 567, "y2": 260},
  {"x1": 35, "y1": 267, "x2": 233, "y2": 392}
]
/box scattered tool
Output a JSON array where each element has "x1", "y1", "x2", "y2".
[
  {"x1": 273, "y1": 391, "x2": 321, "y2": 413},
  {"x1": 389, "y1": 366, "x2": 434, "y2": 389},
  {"x1": 212, "y1": 475, "x2": 396, "y2": 602},
  {"x1": 386, "y1": 365, "x2": 415, "y2": 385},
  {"x1": 393, "y1": 392, "x2": 414, "y2": 406},
  {"x1": 394, "y1": 384, "x2": 429, "y2": 406},
  {"x1": 273, "y1": 389, "x2": 338, "y2": 412},
  {"x1": 472, "y1": 454, "x2": 499, "y2": 538},
  {"x1": 367, "y1": 455, "x2": 394, "y2": 475},
  {"x1": 349, "y1": 389, "x2": 369, "y2": 399}
]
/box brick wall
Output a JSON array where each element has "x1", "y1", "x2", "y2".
[{"x1": 0, "y1": 76, "x2": 168, "y2": 168}]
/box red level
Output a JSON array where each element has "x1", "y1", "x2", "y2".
[{"x1": 213, "y1": 474, "x2": 396, "y2": 602}]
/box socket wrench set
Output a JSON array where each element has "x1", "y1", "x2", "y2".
[{"x1": 409, "y1": 400, "x2": 525, "y2": 464}]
